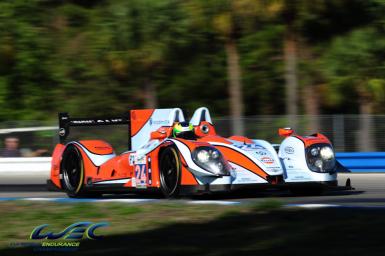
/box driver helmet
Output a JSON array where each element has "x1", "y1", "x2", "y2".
[{"x1": 172, "y1": 122, "x2": 194, "y2": 138}]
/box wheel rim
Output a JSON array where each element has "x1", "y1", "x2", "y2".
[
  {"x1": 160, "y1": 148, "x2": 179, "y2": 195},
  {"x1": 62, "y1": 147, "x2": 82, "y2": 192}
]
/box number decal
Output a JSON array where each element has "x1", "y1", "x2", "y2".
[{"x1": 135, "y1": 164, "x2": 147, "y2": 188}]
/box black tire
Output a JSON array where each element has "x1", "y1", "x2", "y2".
[
  {"x1": 159, "y1": 147, "x2": 181, "y2": 198},
  {"x1": 61, "y1": 145, "x2": 101, "y2": 198}
]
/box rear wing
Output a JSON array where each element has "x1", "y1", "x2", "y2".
[
  {"x1": 58, "y1": 112, "x2": 131, "y2": 149},
  {"x1": 58, "y1": 108, "x2": 185, "y2": 151}
]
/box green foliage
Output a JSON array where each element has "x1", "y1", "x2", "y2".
[
  {"x1": 322, "y1": 26, "x2": 385, "y2": 112},
  {"x1": 0, "y1": 0, "x2": 384, "y2": 121}
]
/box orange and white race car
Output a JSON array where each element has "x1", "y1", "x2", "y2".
[{"x1": 48, "y1": 107, "x2": 344, "y2": 198}]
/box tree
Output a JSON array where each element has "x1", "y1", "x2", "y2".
[
  {"x1": 323, "y1": 26, "x2": 385, "y2": 150},
  {"x1": 184, "y1": 0, "x2": 284, "y2": 134},
  {"x1": 212, "y1": 11, "x2": 244, "y2": 134},
  {"x1": 277, "y1": 0, "x2": 328, "y2": 129}
]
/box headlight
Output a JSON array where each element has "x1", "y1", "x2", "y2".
[
  {"x1": 306, "y1": 144, "x2": 336, "y2": 173},
  {"x1": 192, "y1": 147, "x2": 229, "y2": 176},
  {"x1": 320, "y1": 147, "x2": 334, "y2": 160},
  {"x1": 310, "y1": 148, "x2": 319, "y2": 156},
  {"x1": 196, "y1": 150, "x2": 210, "y2": 163}
]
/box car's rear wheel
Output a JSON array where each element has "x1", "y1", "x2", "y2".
[
  {"x1": 61, "y1": 145, "x2": 101, "y2": 198},
  {"x1": 159, "y1": 147, "x2": 181, "y2": 198}
]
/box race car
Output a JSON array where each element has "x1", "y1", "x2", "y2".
[{"x1": 48, "y1": 107, "x2": 343, "y2": 198}]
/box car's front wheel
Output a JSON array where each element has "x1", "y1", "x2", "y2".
[{"x1": 159, "y1": 147, "x2": 181, "y2": 198}]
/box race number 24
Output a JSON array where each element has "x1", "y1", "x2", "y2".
[{"x1": 135, "y1": 164, "x2": 147, "y2": 188}]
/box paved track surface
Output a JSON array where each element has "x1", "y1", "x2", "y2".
[{"x1": 0, "y1": 174, "x2": 384, "y2": 207}]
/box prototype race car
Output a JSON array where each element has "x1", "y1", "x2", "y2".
[{"x1": 48, "y1": 107, "x2": 344, "y2": 198}]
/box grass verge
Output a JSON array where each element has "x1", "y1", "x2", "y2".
[{"x1": 1, "y1": 200, "x2": 384, "y2": 256}]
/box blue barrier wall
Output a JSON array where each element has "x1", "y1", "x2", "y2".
[{"x1": 336, "y1": 152, "x2": 385, "y2": 173}]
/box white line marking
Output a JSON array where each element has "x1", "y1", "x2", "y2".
[
  {"x1": 286, "y1": 204, "x2": 339, "y2": 209},
  {"x1": 22, "y1": 198, "x2": 57, "y2": 201},
  {"x1": 188, "y1": 200, "x2": 240, "y2": 205},
  {"x1": 95, "y1": 199, "x2": 156, "y2": 203}
]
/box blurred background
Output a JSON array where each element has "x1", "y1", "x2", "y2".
[{"x1": 0, "y1": 0, "x2": 384, "y2": 154}]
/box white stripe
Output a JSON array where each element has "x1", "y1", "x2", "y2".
[
  {"x1": 167, "y1": 139, "x2": 213, "y2": 178},
  {"x1": 93, "y1": 178, "x2": 130, "y2": 184},
  {"x1": 0, "y1": 126, "x2": 57, "y2": 134},
  {"x1": 70, "y1": 141, "x2": 116, "y2": 166}
]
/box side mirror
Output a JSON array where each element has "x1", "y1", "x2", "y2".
[
  {"x1": 278, "y1": 127, "x2": 294, "y2": 137},
  {"x1": 194, "y1": 121, "x2": 217, "y2": 137}
]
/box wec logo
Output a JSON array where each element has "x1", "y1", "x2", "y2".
[{"x1": 30, "y1": 222, "x2": 109, "y2": 240}]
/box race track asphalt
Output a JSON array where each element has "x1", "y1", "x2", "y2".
[{"x1": 0, "y1": 173, "x2": 384, "y2": 207}]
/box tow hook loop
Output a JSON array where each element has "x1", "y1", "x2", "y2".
[{"x1": 345, "y1": 178, "x2": 352, "y2": 189}]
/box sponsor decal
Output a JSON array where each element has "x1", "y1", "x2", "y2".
[
  {"x1": 142, "y1": 140, "x2": 159, "y2": 150},
  {"x1": 260, "y1": 157, "x2": 274, "y2": 165},
  {"x1": 94, "y1": 146, "x2": 111, "y2": 150},
  {"x1": 71, "y1": 120, "x2": 94, "y2": 124},
  {"x1": 284, "y1": 146, "x2": 294, "y2": 154},
  {"x1": 97, "y1": 119, "x2": 110, "y2": 124},
  {"x1": 266, "y1": 167, "x2": 281, "y2": 173},
  {"x1": 70, "y1": 118, "x2": 125, "y2": 125},
  {"x1": 10, "y1": 222, "x2": 109, "y2": 252},
  {"x1": 135, "y1": 164, "x2": 147, "y2": 188},
  {"x1": 135, "y1": 155, "x2": 146, "y2": 165},
  {"x1": 149, "y1": 118, "x2": 169, "y2": 126},
  {"x1": 233, "y1": 144, "x2": 265, "y2": 151},
  {"x1": 129, "y1": 154, "x2": 135, "y2": 166},
  {"x1": 59, "y1": 128, "x2": 65, "y2": 136},
  {"x1": 255, "y1": 150, "x2": 267, "y2": 156}
]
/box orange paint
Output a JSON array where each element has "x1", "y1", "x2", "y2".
[
  {"x1": 228, "y1": 135, "x2": 253, "y2": 144},
  {"x1": 295, "y1": 133, "x2": 331, "y2": 147},
  {"x1": 78, "y1": 140, "x2": 114, "y2": 155},
  {"x1": 130, "y1": 109, "x2": 155, "y2": 136},
  {"x1": 278, "y1": 128, "x2": 294, "y2": 137},
  {"x1": 50, "y1": 143, "x2": 65, "y2": 189},
  {"x1": 180, "y1": 165, "x2": 199, "y2": 185},
  {"x1": 150, "y1": 126, "x2": 173, "y2": 140},
  {"x1": 198, "y1": 135, "x2": 232, "y2": 145}
]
